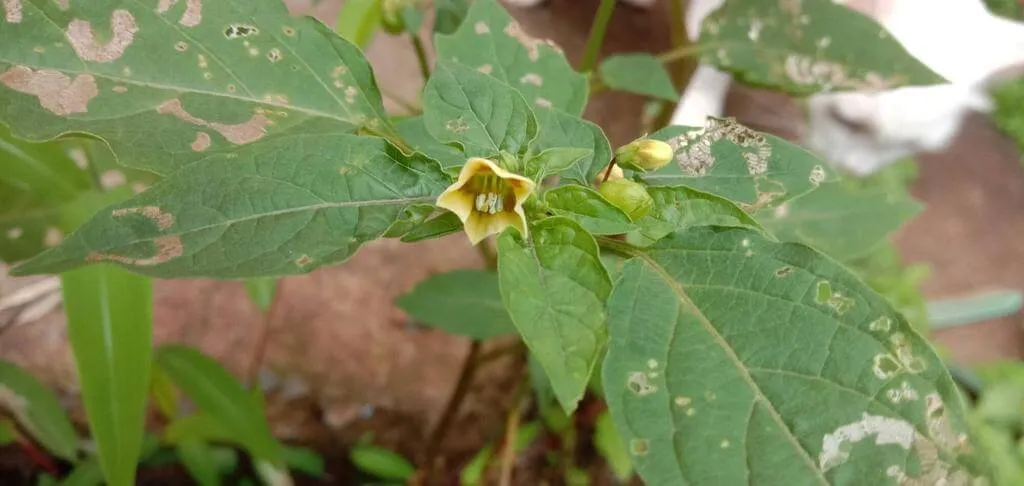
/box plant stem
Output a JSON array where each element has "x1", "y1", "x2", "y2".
[
  {"x1": 422, "y1": 340, "x2": 482, "y2": 481},
  {"x1": 411, "y1": 34, "x2": 432, "y2": 82},
  {"x1": 657, "y1": 43, "x2": 711, "y2": 65},
  {"x1": 652, "y1": 0, "x2": 698, "y2": 131},
  {"x1": 245, "y1": 281, "x2": 283, "y2": 389},
  {"x1": 600, "y1": 159, "x2": 618, "y2": 183},
  {"x1": 497, "y1": 378, "x2": 528, "y2": 486},
  {"x1": 580, "y1": 0, "x2": 617, "y2": 73}
]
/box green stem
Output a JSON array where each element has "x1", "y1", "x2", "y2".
[
  {"x1": 411, "y1": 34, "x2": 432, "y2": 82},
  {"x1": 596, "y1": 236, "x2": 639, "y2": 258},
  {"x1": 580, "y1": 0, "x2": 617, "y2": 73},
  {"x1": 652, "y1": 0, "x2": 697, "y2": 131},
  {"x1": 657, "y1": 43, "x2": 712, "y2": 65}
]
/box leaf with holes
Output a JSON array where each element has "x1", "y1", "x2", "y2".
[
  {"x1": 397, "y1": 269, "x2": 515, "y2": 340},
  {"x1": 155, "y1": 345, "x2": 284, "y2": 466},
  {"x1": 699, "y1": 0, "x2": 944, "y2": 95},
  {"x1": 602, "y1": 227, "x2": 984, "y2": 485},
  {"x1": 599, "y1": 54, "x2": 677, "y2": 101},
  {"x1": 498, "y1": 218, "x2": 611, "y2": 413},
  {"x1": 435, "y1": 0, "x2": 586, "y2": 114},
  {"x1": 423, "y1": 60, "x2": 538, "y2": 158},
  {"x1": 0, "y1": 360, "x2": 79, "y2": 461},
  {"x1": 644, "y1": 119, "x2": 838, "y2": 210},
  {"x1": 757, "y1": 181, "x2": 922, "y2": 262},
  {"x1": 11, "y1": 135, "x2": 448, "y2": 278},
  {"x1": 0, "y1": 0, "x2": 391, "y2": 176}
]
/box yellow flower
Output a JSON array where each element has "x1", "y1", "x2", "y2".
[{"x1": 437, "y1": 157, "x2": 535, "y2": 245}]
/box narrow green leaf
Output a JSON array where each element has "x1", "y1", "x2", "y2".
[
  {"x1": 61, "y1": 262, "x2": 152, "y2": 486},
  {"x1": 435, "y1": 0, "x2": 587, "y2": 114},
  {"x1": 645, "y1": 119, "x2": 838, "y2": 209},
  {"x1": 176, "y1": 441, "x2": 225, "y2": 486},
  {"x1": 424, "y1": 60, "x2": 539, "y2": 157},
  {"x1": 460, "y1": 444, "x2": 495, "y2": 486},
  {"x1": 12, "y1": 135, "x2": 448, "y2": 278},
  {"x1": 525, "y1": 148, "x2": 593, "y2": 182},
  {"x1": 155, "y1": 346, "x2": 283, "y2": 466},
  {"x1": 395, "y1": 116, "x2": 466, "y2": 169},
  {"x1": 349, "y1": 444, "x2": 416, "y2": 481},
  {"x1": 0, "y1": 1, "x2": 393, "y2": 175},
  {"x1": 498, "y1": 218, "x2": 611, "y2": 413},
  {"x1": 700, "y1": 0, "x2": 944, "y2": 94},
  {"x1": 594, "y1": 411, "x2": 633, "y2": 481},
  {"x1": 163, "y1": 414, "x2": 232, "y2": 445},
  {"x1": 0, "y1": 361, "x2": 79, "y2": 461},
  {"x1": 927, "y1": 290, "x2": 1024, "y2": 330},
  {"x1": 628, "y1": 185, "x2": 762, "y2": 246},
  {"x1": 150, "y1": 366, "x2": 179, "y2": 421},
  {"x1": 602, "y1": 227, "x2": 983, "y2": 484},
  {"x1": 757, "y1": 181, "x2": 922, "y2": 262},
  {"x1": 397, "y1": 270, "x2": 515, "y2": 340},
  {"x1": 531, "y1": 109, "x2": 612, "y2": 186},
  {"x1": 282, "y1": 445, "x2": 325, "y2": 477},
  {"x1": 434, "y1": 0, "x2": 471, "y2": 35},
  {"x1": 598, "y1": 54, "x2": 677, "y2": 101},
  {"x1": 244, "y1": 278, "x2": 279, "y2": 313},
  {"x1": 0, "y1": 124, "x2": 89, "y2": 202},
  {"x1": 58, "y1": 459, "x2": 104, "y2": 486},
  {"x1": 336, "y1": 0, "x2": 383, "y2": 48},
  {"x1": 542, "y1": 185, "x2": 634, "y2": 236}
]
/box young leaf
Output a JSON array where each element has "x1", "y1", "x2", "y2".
[
  {"x1": 531, "y1": 109, "x2": 612, "y2": 186},
  {"x1": 282, "y1": 445, "x2": 325, "y2": 477},
  {"x1": 645, "y1": 119, "x2": 837, "y2": 210},
  {"x1": 396, "y1": 270, "x2": 515, "y2": 340},
  {"x1": 395, "y1": 116, "x2": 466, "y2": 169},
  {"x1": 602, "y1": 227, "x2": 983, "y2": 484},
  {"x1": 434, "y1": 0, "x2": 471, "y2": 35},
  {"x1": 61, "y1": 262, "x2": 152, "y2": 486},
  {"x1": 423, "y1": 60, "x2": 539, "y2": 158},
  {"x1": 349, "y1": 444, "x2": 416, "y2": 481},
  {"x1": 598, "y1": 54, "x2": 678, "y2": 101},
  {"x1": 757, "y1": 181, "x2": 922, "y2": 262},
  {"x1": 176, "y1": 441, "x2": 232, "y2": 486},
  {"x1": 542, "y1": 185, "x2": 634, "y2": 236},
  {"x1": 336, "y1": 0, "x2": 383, "y2": 48},
  {"x1": 163, "y1": 414, "x2": 232, "y2": 445},
  {"x1": 700, "y1": 0, "x2": 945, "y2": 95},
  {"x1": 434, "y1": 0, "x2": 587, "y2": 114},
  {"x1": 11, "y1": 135, "x2": 448, "y2": 278},
  {"x1": 244, "y1": 278, "x2": 279, "y2": 313},
  {"x1": 59, "y1": 459, "x2": 105, "y2": 486},
  {"x1": 0, "y1": 1, "x2": 393, "y2": 175},
  {"x1": 0, "y1": 361, "x2": 79, "y2": 461},
  {"x1": 594, "y1": 411, "x2": 633, "y2": 481},
  {"x1": 525, "y1": 148, "x2": 593, "y2": 182},
  {"x1": 154, "y1": 346, "x2": 283, "y2": 466},
  {"x1": 498, "y1": 218, "x2": 611, "y2": 413},
  {"x1": 628, "y1": 186, "x2": 761, "y2": 246}
]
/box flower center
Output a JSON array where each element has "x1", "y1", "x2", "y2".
[{"x1": 469, "y1": 173, "x2": 515, "y2": 215}]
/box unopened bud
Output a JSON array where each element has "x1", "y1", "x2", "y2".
[
  {"x1": 595, "y1": 163, "x2": 624, "y2": 184},
  {"x1": 598, "y1": 179, "x2": 654, "y2": 221},
  {"x1": 381, "y1": 0, "x2": 407, "y2": 34},
  {"x1": 615, "y1": 138, "x2": 673, "y2": 172}
]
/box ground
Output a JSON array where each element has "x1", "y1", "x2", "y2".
[{"x1": 0, "y1": 0, "x2": 1021, "y2": 483}]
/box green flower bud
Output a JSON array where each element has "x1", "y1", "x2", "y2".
[
  {"x1": 381, "y1": 0, "x2": 407, "y2": 34},
  {"x1": 598, "y1": 179, "x2": 654, "y2": 221},
  {"x1": 615, "y1": 138, "x2": 674, "y2": 172}
]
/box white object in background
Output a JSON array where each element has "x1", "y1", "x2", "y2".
[{"x1": 671, "y1": 0, "x2": 1024, "y2": 175}]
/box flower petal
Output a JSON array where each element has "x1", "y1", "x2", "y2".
[{"x1": 437, "y1": 187, "x2": 475, "y2": 221}]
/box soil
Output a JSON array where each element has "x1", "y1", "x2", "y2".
[{"x1": 0, "y1": 0, "x2": 1021, "y2": 484}]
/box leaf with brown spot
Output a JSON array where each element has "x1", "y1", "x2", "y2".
[
  {"x1": 0, "y1": 0, "x2": 386, "y2": 175},
  {"x1": 12, "y1": 135, "x2": 449, "y2": 278}
]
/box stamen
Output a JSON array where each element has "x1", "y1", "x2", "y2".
[{"x1": 475, "y1": 193, "x2": 487, "y2": 212}]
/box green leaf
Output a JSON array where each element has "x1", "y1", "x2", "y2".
[
  {"x1": 598, "y1": 54, "x2": 677, "y2": 101},
  {"x1": 0, "y1": 1, "x2": 394, "y2": 176},
  {"x1": 61, "y1": 262, "x2": 152, "y2": 486},
  {"x1": 594, "y1": 411, "x2": 633, "y2": 481},
  {"x1": 645, "y1": 119, "x2": 838, "y2": 209},
  {"x1": 423, "y1": 60, "x2": 538, "y2": 158},
  {"x1": 399, "y1": 211, "x2": 463, "y2": 243},
  {"x1": 434, "y1": 0, "x2": 587, "y2": 114},
  {"x1": 176, "y1": 442, "x2": 239, "y2": 486},
  {"x1": 244, "y1": 278, "x2": 279, "y2": 313},
  {"x1": 531, "y1": 109, "x2": 612, "y2": 186},
  {"x1": 602, "y1": 227, "x2": 983, "y2": 484},
  {"x1": 349, "y1": 444, "x2": 416, "y2": 481},
  {"x1": 498, "y1": 218, "x2": 611, "y2": 413},
  {"x1": 542, "y1": 185, "x2": 634, "y2": 236},
  {"x1": 434, "y1": 0, "x2": 471, "y2": 35},
  {"x1": 628, "y1": 185, "x2": 762, "y2": 246},
  {"x1": 0, "y1": 361, "x2": 79, "y2": 461},
  {"x1": 59, "y1": 459, "x2": 104, "y2": 486},
  {"x1": 395, "y1": 116, "x2": 466, "y2": 169},
  {"x1": 757, "y1": 181, "x2": 922, "y2": 262},
  {"x1": 154, "y1": 345, "x2": 283, "y2": 465},
  {"x1": 12, "y1": 135, "x2": 448, "y2": 278},
  {"x1": 397, "y1": 270, "x2": 515, "y2": 340},
  {"x1": 699, "y1": 0, "x2": 944, "y2": 95},
  {"x1": 283, "y1": 445, "x2": 325, "y2": 477},
  {"x1": 525, "y1": 148, "x2": 593, "y2": 182},
  {"x1": 336, "y1": 0, "x2": 382, "y2": 48},
  {"x1": 0, "y1": 419, "x2": 17, "y2": 446},
  {"x1": 150, "y1": 366, "x2": 179, "y2": 421},
  {"x1": 163, "y1": 414, "x2": 232, "y2": 445}
]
